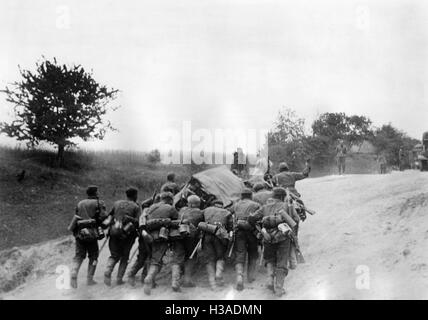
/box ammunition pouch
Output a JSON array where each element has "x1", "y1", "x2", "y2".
[
  {"x1": 141, "y1": 230, "x2": 154, "y2": 244},
  {"x1": 170, "y1": 220, "x2": 181, "y2": 229},
  {"x1": 262, "y1": 215, "x2": 282, "y2": 229},
  {"x1": 158, "y1": 226, "x2": 169, "y2": 241},
  {"x1": 197, "y1": 222, "x2": 218, "y2": 235},
  {"x1": 77, "y1": 219, "x2": 97, "y2": 229},
  {"x1": 215, "y1": 226, "x2": 229, "y2": 241},
  {"x1": 277, "y1": 222, "x2": 291, "y2": 235},
  {"x1": 101, "y1": 215, "x2": 113, "y2": 229},
  {"x1": 236, "y1": 219, "x2": 252, "y2": 231},
  {"x1": 146, "y1": 218, "x2": 171, "y2": 231},
  {"x1": 123, "y1": 221, "x2": 136, "y2": 236},
  {"x1": 76, "y1": 227, "x2": 99, "y2": 242}
]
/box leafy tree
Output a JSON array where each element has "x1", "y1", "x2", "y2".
[
  {"x1": 347, "y1": 115, "x2": 373, "y2": 145},
  {"x1": 371, "y1": 124, "x2": 418, "y2": 167},
  {"x1": 267, "y1": 108, "x2": 308, "y2": 169},
  {"x1": 147, "y1": 149, "x2": 161, "y2": 164},
  {"x1": 311, "y1": 112, "x2": 350, "y2": 142},
  {"x1": 1, "y1": 58, "x2": 119, "y2": 166},
  {"x1": 312, "y1": 112, "x2": 373, "y2": 146},
  {"x1": 268, "y1": 108, "x2": 306, "y2": 145}
]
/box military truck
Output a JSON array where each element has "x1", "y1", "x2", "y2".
[{"x1": 417, "y1": 132, "x2": 428, "y2": 171}]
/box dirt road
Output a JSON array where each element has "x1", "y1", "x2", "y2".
[{"x1": 3, "y1": 171, "x2": 428, "y2": 299}]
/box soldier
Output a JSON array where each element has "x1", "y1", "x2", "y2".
[
  {"x1": 272, "y1": 160, "x2": 310, "y2": 197},
  {"x1": 230, "y1": 188, "x2": 261, "y2": 291},
  {"x1": 248, "y1": 187, "x2": 294, "y2": 297},
  {"x1": 200, "y1": 199, "x2": 233, "y2": 290},
  {"x1": 398, "y1": 147, "x2": 405, "y2": 171},
  {"x1": 336, "y1": 141, "x2": 347, "y2": 175},
  {"x1": 160, "y1": 172, "x2": 180, "y2": 195},
  {"x1": 68, "y1": 185, "x2": 107, "y2": 288},
  {"x1": 143, "y1": 192, "x2": 178, "y2": 295},
  {"x1": 169, "y1": 195, "x2": 205, "y2": 291},
  {"x1": 104, "y1": 187, "x2": 141, "y2": 286},
  {"x1": 378, "y1": 153, "x2": 387, "y2": 174},
  {"x1": 253, "y1": 183, "x2": 273, "y2": 206},
  {"x1": 126, "y1": 207, "x2": 151, "y2": 287}
]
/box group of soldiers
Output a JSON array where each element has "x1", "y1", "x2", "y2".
[{"x1": 68, "y1": 162, "x2": 312, "y2": 297}]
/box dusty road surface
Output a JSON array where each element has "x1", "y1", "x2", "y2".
[{"x1": 2, "y1": 171, "x2": 428, "y2": 300}]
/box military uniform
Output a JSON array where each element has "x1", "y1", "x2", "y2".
[
  {"x1": 272, "y1": 166, "x2": 309, "y2": 197},
  {"x1": 231, "y1": 196, "x2": 261, "y2": 290},
  {"x1": 170, "y1": 204, "x2": 205, "y2": 290},
  {"x1": 200, "y1": 203, "x2": 233, "y2": 289},
  {"x1": 336, "y1": 144, "x2": 347, "y2": 175},
  {"x1": 70, "y1": 193, "x2": 107, "y2": 288},
  {"x1": 160, "y1": 181, "x2": 180, "y2": 195},
  {"x1": 253, "y1": 189, "x2": 273, "y2": 206},
  {"x1": 104, "y1": 199, "x2": 141, "y2": 286},
  {"x1": 249, "y1": 190, "x2": 294, "y2": 297},
  {"x1": 143, "y1": 198, "x2": 178, "y2": 295}
]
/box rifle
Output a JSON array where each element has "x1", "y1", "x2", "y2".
[
  {"x1": 286, "y1": 188, "x2": 316, "y2": 216},
  {"x1": 99, "y1": 234, "x2": 109, "y2": 253},
  {"x1": 259, "y1": 244, "x2": 264, "y2": 266},
  {"x1": 189, "y1": 236, "x2": 203, "y2": 260},
  {"x1": 227, "y1": 215, "x2": 237, "y2": 258},
  {"x1": 128, "y1": 239, "x2": 139, "y2": 264},
  {"x1": 289, "y1": 231, "x2": 305, "y2": 264}
]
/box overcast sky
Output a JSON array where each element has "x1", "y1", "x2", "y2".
[{"x1": 1, "y1": 0, "x2": 427, "y2": 152}]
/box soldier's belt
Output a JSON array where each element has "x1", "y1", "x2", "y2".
[
  {"x1": 236, "y1": 219, "x2": 252, "y2": 231},
  {"x1": 146, "y1": 218, "x2": 171, "y2": 231}
]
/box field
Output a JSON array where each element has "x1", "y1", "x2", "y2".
[{"x1": 0, "y1": 147, "x2": 192, "y2": 251}]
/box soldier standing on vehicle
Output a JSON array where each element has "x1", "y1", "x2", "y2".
[
  {"x1": 103, "y1": 187, "x2": 141, "y2": 286},
  {"x1": 248, "y1": 187, "x2": 294, "y2": 297},
  {"x1": 272, "y1": 160, "x2": 310, "y2": 197},
  {"x1": 160, "y1": 172, "x2": 180, "y2": 195},
  {"x1": 230, "y1": 188, "x2": 261, "y2": 291},
  {"x1": 199, "y1": 200, "x2": 233, "y2": 290},
  {"x1": 68, "y1": 186, "x2": 107, "y2": 289},
  {"x1": 253, "y1": 183, "x2": 273, "y2": 205},
  {"x1": 336, "y1": 140, "x2": 347, "y2": 175},
  {"x1": 143, "y1": 192, "x2": 178, "y2": 295},
  {"x1": 169, "y1": 195, "x2": 205, "y2": 291}
]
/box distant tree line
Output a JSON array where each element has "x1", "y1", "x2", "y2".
[{"x1": 268, "y1": 108, "x2": 419, "y2": 170}]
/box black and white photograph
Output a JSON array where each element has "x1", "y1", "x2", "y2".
[{"x1": 0, "y1": 0, "x2": 427, "y2": 302}]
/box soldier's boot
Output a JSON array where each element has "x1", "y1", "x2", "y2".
[
  {"x1": 70, "y1": 258, "x2": 83, "y2": 289},
  {"x1": 143, "y1": 265, "x2": 160, "y2": 295},
  {"x1": 116, "y1": 259, "x2": 128, "y2": 285},
  {"x1": 182, "y1": 260, "x2": 196, "y2": 288},
  {"x1": 215, "y1": 259, "x2": 225, "y2": 286},
  {"x1": 274, "y1": 269, "x2": 287, "y2": 297},
  {"x1": 104, "y1": 257, "x2": 117, "y2": 287},
  {"x1": 266, "y1": 263, "x2": 275, "y2": 292},
  {"x1": 140, "y1": 261, "x2": 149, "y2": 285},
  {"x1": 87, "y1": 259, "x2": 97, "y2": 286},
  {"x1": 289, "y1": 245, "x2": 298, "y2": 270},
  {"x1": 171, "y1": 264, "x2": 182, "y2": 292},
  {"x1": 206, "y1": 262, "x2": 217, "y2": 291},
  {"x1": 235, "y1": 263, "x2": 244, "y2": 291},
  {"x1": 127, "y1": 260, "x2": 141, "y2": 287},
  {"x1": 247, "y1": 259, "x2": 257, "y2": 283}
]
